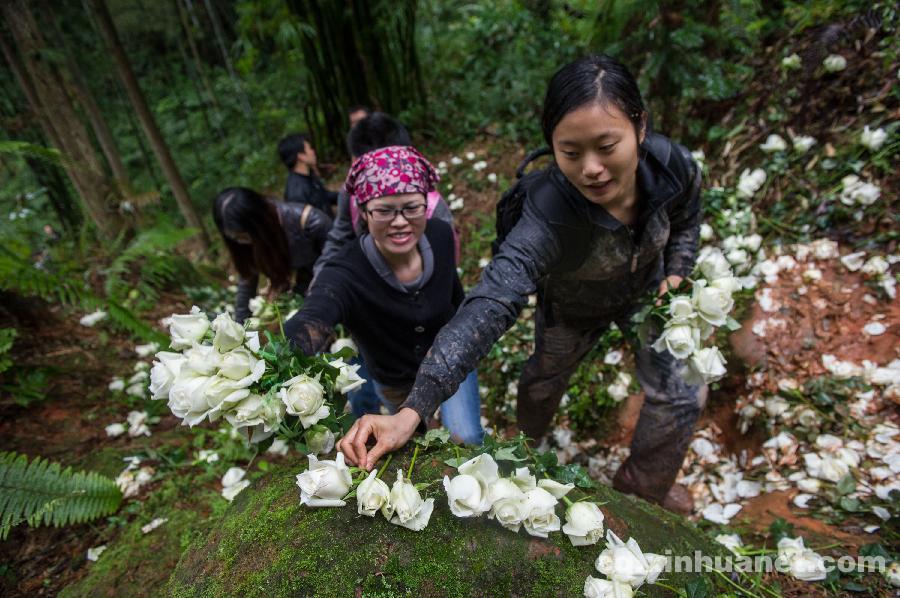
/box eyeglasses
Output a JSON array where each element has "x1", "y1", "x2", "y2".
[{"x1": 365, "y1": 203, "x2": 427, "y2": 222}]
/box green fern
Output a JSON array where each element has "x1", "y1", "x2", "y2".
[{"x1": 0, "y1": 452, "x2": 123, "y2": 540}]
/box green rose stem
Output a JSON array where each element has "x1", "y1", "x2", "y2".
[
  {"x1": 273, "y1": 303, "x2": 286, "y2": 340},
  {"x1": 376, "y1": 453, "x2": 392, "y2": 480},
  {"x1": 407, "y1": 444, "x2": 421, "y2": 478}
]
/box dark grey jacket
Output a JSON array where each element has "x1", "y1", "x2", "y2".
[
  {"x1": 401, "y1": 133, "x2": 702, "y2": 423},
  {"x1": 234, "y1": 201, "x2": 332, "y2": 322}
]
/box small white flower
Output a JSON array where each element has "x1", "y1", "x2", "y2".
[
  {"x1": 760, "y1": 134, "x2": 788, "y2": 153},
  {"x1": 141, "y1": 517, "x2": 168, "y2": 534},
  {"x1": 699, "y1": 223, "x2": 714, "y2": 241},
  {"x1": 221, "y1": 467, "x2": 250, "y2": 501},
  {"x1": 487, "y1": 173, "x2": 498, "y2": 183},
  {"x1": 105, "y1": 423, "x2": 126, "y2": 437},
  {"x1": 691, "y1": 149, "x2": 706, "y2": 169},
  {"x1": 736, "y1": 168, "x2": 766, "y2": 198},
  {"x1": 860, "y1": 126, "x2": 887, "y2": 151},
  {"x1": 108, "y1": 378, "x2": 125, "y2": 392},
  {"x1": 449, "y1": 197, "x2": 464, "y2": 211},
  {"x1": 781, "y1": 53, "x2": 801, "y2": 70},
  {"x1": 701, "y1": 502, "x2": 742, "y2": 524},
  {"x1": 465, "y1": 151, "x2": 476, "y2": 160},
  {"x1": 134, "y1": 342, "x2": 160, "y2": 358},
  {"x1": 79, "y1": 310, "x2": 107, "y2": 327},
  {"x1": 822, "y1": 54, "x2": 846, "y2": 72},
  {"x1": 266, "y1": 439, "x2": 289, "y2": 456},
  {"x1": 450, "y1": 156, "x2": 463, "y2": 165},
  {"x1": 279, "y1": 375, "x2": 329, "y2": 428},
  {"x1": 840, "y1": 251, "x2": 866, "y2": 271},
  {"x1": 472, "y1": 160, "x2": 488, "y2": 171},
  {"x1": 604, "y1": 350, "x2": 623, "y2": 365},
  {"x1": 792, "y1": 135, "x2": 816, "y2": 154},
  {"x1": 86, "y1": 545, "x2": 107, "y2": 561},
  {"x1": 197, "y1": 449, "x2": 220, "y2": 463},
  {"x1": 885, "y1": 561, "x2": 900, "y2": 587}
]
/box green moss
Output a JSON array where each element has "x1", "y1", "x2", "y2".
[{"x1": 167, "y1": 453, "x2": 728, "y2": 597}]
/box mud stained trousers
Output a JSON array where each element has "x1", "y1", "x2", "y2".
[{"x1": 516, "y1": 308, "x2": 704, "y2": 504}]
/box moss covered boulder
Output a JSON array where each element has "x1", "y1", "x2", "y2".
[{"x1": 168, "y1": 453, "x2": 726, "y2": 597}]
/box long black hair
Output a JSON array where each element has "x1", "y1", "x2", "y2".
[
  {"x1": 212, "y1": 187, "x2": 292, "y2": 292},
  {"x1": 541, "y1": 54, "x2": 646, "y2": 147}
]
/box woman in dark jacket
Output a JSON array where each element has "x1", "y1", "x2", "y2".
[
  {"x1": 213, "y1": 187, "x2": 332, "y2": 323},
  {"x1": 283, "y1": 146, "x2": 484, "y2": 445},
  {"x1": 339, "y1": 54, "x2": 704, "y2": 514}
]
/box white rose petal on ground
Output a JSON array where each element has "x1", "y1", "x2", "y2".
[
  {"x1": 863, "y1": 322, "x2": 886, "y2": 336},
  {"x1": 141, "y1": 517, "x2": 168, "y2": 534},
  {"x1": 86, "y1": 545, "x2": 107, "y2": 561}
]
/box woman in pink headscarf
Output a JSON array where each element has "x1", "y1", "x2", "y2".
[{"x1": 283, "y1": 146, "x2": 484, "y2": 445}]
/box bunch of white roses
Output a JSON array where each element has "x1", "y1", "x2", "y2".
[
  {"x1": 650, "y1": 247, "x2": 738, "y2": 385},
  {"x1": 149, "y1": 307, "x2": 364, "y2": 446},
  {"x1": 584, "y1": 530, "x2": 667, "y2": 597}
]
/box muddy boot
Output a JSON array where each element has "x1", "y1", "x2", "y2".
[{"x1": 612, "y1": 461, "x2": 692, "y2": 515}]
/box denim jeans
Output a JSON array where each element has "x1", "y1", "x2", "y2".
[
  {"x1": 346, "y1": 357, "x2": 381, "y2": 419},
  {"x1": 349, "y1": 367, "x2": 484, "y2": 445}
]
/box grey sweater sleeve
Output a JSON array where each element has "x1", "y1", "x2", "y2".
[
  {"x1": 313, "y1": 190, "x2": 355, "y2": 277},
  {"x1": 400, "y1": 200, "x2": 562, "y2": 423}
]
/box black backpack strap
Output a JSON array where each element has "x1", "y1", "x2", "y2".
[{"x1": 515, "y1": 147, "x2": 553, "y2": 179}]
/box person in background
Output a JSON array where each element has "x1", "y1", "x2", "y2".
[
  {"x1": 278, "y1": 133, "x2": 338, "y2": 216},
  {"x1": 338, "y1": 54, "x2": 704, "y2": 515},
  {"x1": 347, "y1": 104, "x2": 371, "y2": 129},
  {"x1": 284, "y1": 146, "x2": 484, "y2": 444},
  {"x1": 213, "y1": 187, "x2": 332, "y2": 323}
]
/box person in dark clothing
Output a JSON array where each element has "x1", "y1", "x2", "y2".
[
  {"x1": 213, "y1": 187, "x2": 332, "y2": 323},
  {"x1": 284, "y1": 146, "x2": 483, "y2": 444},
  {"x1": 314, "y1": 112, "x2": 458, "y2": 278},
  {"x1": 278, "y1": 133, "x2": 338, "y2": 216},
  {"x1": 339, "y1": 55, "x2": 705, "y2": 514}
]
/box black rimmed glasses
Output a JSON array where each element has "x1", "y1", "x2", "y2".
[{"x1": 365, "y1": 203, "x2": 427, "y2": 222}]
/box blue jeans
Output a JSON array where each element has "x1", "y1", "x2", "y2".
[
  {"x1": 348, "y1": 368, "x2": 484, "y2": 445},
  {"x1": 347, "y1": 357, "x2": 381, "y2": 419}
]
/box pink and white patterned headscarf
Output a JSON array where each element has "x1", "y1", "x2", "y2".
[{"x1": 344, "y1": 145, "x2": 440, "y2": 206}]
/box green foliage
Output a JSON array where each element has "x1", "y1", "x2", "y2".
[
  {"x1": 0, "y1": 328, "x2": 15, "y2": 375},
  {"x1": 103, "y1": 220, "x2": 199, "y2": 309},
  {"x1": 0, "y1": 452, "x2": 123, "y2": 540}
]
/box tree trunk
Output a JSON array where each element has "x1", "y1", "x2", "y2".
[
  {"x1": 1, "y1": 1, "x2": 121, "y2": 238},
  {"x1": 86, "y1": 0, "x2": 210, "y2": 249},
  {"x1": 39, "y1": 1, "x2": 133, "y2": 194}
]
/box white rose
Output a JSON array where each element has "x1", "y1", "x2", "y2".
[
  {"x1": 126, "y1": 411, "x2": 150, "y2": 437},
  {"x1": 607, "y1": 371, "x2": 632, "y2": 402},
  {"x1": 726, "y1": 248, "x2": 749, "y2": 267},
  {"x1": 329, "y1": 358, "x2": 366, "y2": 395},
  {"x1": 699, "y1": 223, "x2": 714, "y2": 241},
  {"x1": 537, "y1": 478, "x2": 574, "y2": 499},
  {"x1": 386, "y1": 469, "x2": 434, "y2": 531},
  {"x1": 279, "y1": 375, "x2": 329, "y2": 428},
  {"x1": 296, "y1": 453, "x2": 352, "y2": 507},
  {"x1": 167, "y1": 374, "x2": 215, "y2": 426},
  {"x1": 305, "y1": 425, "x2": 336, "y2": 455},
  {"x1": 181, "y1": 344, "x2": 222, "y2": 377},
  {"x1": 108, "y1": 378, "x2": 125, "y2": 392},
  {"x1": 652, "y1": 324, "x2": 699, "y2": 360},
  {"x1": 885, "y1": 561, "x2": 900, "y2": 587},
  {"x1": 221, "y1": 467, "x2": 250, "y2": 501},
  {"x1": 822, "y1": 54, "x2": 846, "y2": 72},
  {"x1": 444, "y1": 474, "x2": 490, "y2": 517},
  {"x1": 521, "y1": 487, "x2": 560, "y2": 538},
  {"x1": 861, "y1": 125, "x2": 887, "y2": 151},
  {"x1": 792, "y1": 135, "x2": 816, "y2": 153},
  {"x1": 696, "y1": 248, "x2": 733, "y2": 280},
  {"x1": 356, "y1": 470, "x2": 390, "y2": 517},
  {"x1": 218, "y1": 348, "x2": 258, "y2": 381},
  {"x1": 487, "y1": 478, "x2": 528, "y2": 532},
  {"x1": 787, "y1": 549, "x2": 828, "y2": 581},
  {"x1": 224, "y1": 393, "x2": 284, "y2": 438},
  {"x1": 105, "y1": 423, "x2": 126, "y2": 437},
  {"x1": 760, "y1": 134, "x2": 787, "y2": 153},
  {"x1": 329, "y1": 337, "x2": 357, "y2": 355},
  {"x1": 861, "y1": 255, "x2": 889, "y2": 277},
  {"x1": 595, "y1": 532, "x2": 650, "y2": 587},
  {"x1": 692, "y1": 280, "x2": 733, "y2": 327},
  {"x1": 149, "y1": 351, "x2": 186, "y2": 399},
  {"x1": 266, "y1": 439, "x2": 288, "y2": 456},
  {"x1": 562, "y1": 502, "x2": 605, "y2": 546},
  {"x1": 457, "y1": 453, "x2": 500, "y2": 488},
  {"x1": 211, "y1": 312, "x2": 244, "y2": 353},
  {"x1": 781, "y1": 53, "x2": 801, "y2": 70},
  {"x1": 584, "y1": 576, "x2": 634, "y2": 598},
  {"x1": 668, "y1": 296, "x2": 695, "y2": 324},
  {"x1": 134, "y1": 342, "x2": 159, "y2": 358},
  {"x1": 683, "y1": 346, "x2": 727, "y2": 385},
  {"x1": 169, "y1": 306, "x2": 210, "y2": 350},
  {"x1": 202, "y1": 375, "x2": 252, "y2": 419}
]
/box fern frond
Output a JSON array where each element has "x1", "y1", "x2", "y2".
[{"x1": 0, "y1": 452, "x2": 122, "y2": 540}]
